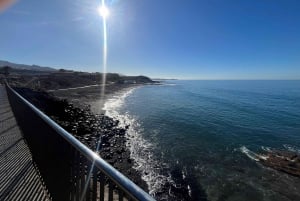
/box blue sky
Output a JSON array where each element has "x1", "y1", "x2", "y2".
[{"x1": 1, "y1": 0, "x2": 300, "y2": 79}]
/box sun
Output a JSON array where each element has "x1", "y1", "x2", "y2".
[{"x1": 98, "y1": 5, "x2": 110, "y2": 19}]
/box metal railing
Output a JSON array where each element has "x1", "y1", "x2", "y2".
[{"x1": 6, "y1": 84, "x2": 155, "y2": 201}]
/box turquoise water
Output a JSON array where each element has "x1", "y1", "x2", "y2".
[{"x1": 104, "y1": 80, "x2": 300, "y2": 201}]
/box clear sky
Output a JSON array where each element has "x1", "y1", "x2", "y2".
[{"x1": 1, "y1": 0, "x2": 300, "y2": 79}]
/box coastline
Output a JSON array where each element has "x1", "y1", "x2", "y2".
[
  {"x1": 15, "y1": 82, "x2": 197, "y2": 200},
  {"x1": 14, "y1": 85, "x2": 149, "y2": 192},
  {"x1": 98, "y1": 83, "x2": 203, "y2": 201},
  {"x1": 50, "y1": 83, "x2": 136, "y2": 112}
]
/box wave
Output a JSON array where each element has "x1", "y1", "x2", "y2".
[
  {"x1": 283, "y1": 144, "x2": 300, "y2": 154},
  {"x1": 161, "y1": 83, "x2": 177, "y2": 86},
  {"x1": 240, "y1": 146, "x2": 269, "y2": 161},
  {"x1": 241, "y1": 144, "x2": 300, "y2": 163},
  {"x1": 240, "y1": 146, "x2": 260, "y2": 161},
  {"x1": 261, "y1": 146, "x2": 272, "y2": 152},
  {"x1": 103, "y1": 87, "x2": 174, "y2": 197},
  {"x1": 103, "y1": 87, "x2": 137, "y2": 112}
]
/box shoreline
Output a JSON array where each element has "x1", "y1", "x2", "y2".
[
  {"x1": 95, "y1": 83, "x2": 203, "y2": 201},
  {"x1": 15, "y1": 82, "x2": 198, "y2": 200},
  {"x1": 14, "y1": 85, "x2": 149, "y2": 192},
  {"x1": 50, "y1": 83, "x2": 149, "y2": 113}
]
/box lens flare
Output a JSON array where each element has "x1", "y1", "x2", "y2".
[
  {"x1": 97, "y1": 5, "x2": 109, "y2": 18},
  {"x1": 100, "y1": 0, "x2": 108, "y2": 105},
  {"x1": 81, "y1": 1, "x2": 110, "y2": 200},
  {"x1": 0, "y1": 0, "x2": 16, "y2": 12}
]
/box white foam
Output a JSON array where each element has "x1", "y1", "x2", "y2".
[
  {"x1": 103, "y1": 87, "x2": 137, "y2": 112},
  {"x1": 283, "y1": 144, "x2": 300, "y2": 154},
  {"x1": 103, "y1": 87, "x2": 174, "y2": 196},
  {"x1": 187, "y1": 185, "x2": 192, "y2": 197},
  {"x1": 240, "y1": 146, "x2": 260, "y2": 161},
  {"x1": 261, "y1": 146, "x2": 272, "y2": 152},
  {"x1": 160, "y1": 83, "x2": 177, "y2": 86}
]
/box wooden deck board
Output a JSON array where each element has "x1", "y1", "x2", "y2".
[{"x1": 0, "y1": 85, "x2": 51, "y2": 201}]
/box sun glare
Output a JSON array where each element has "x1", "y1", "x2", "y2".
[{"x1": 98, "y1": 5, "x2": 109, "y2": 19}]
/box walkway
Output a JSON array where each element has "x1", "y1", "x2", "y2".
[{"x1": 0, "y1": 85, "x2": 51, "y2": 201}]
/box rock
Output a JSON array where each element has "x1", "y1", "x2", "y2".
[
  {"x1": 15, "y1": 87, "x2": 149, "y2": 193},
  {"x1": 104, "y1": 154, "x2": 112, "y2": 159},
  {"x1": 116, "y1": 148, "x2": 124, "y2": 154},
  {"x1": 259, "y1": 150, "x2": 300, "y2": 177}
]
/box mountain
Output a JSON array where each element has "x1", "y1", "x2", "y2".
[{"x1": 0, "y1": 60, "x2": 56, "y2": 71}]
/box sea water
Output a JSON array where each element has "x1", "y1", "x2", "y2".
[{"x1": 103, "y1": 80, "x2": 300, "y2": 201}]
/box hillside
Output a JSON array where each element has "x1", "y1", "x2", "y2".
[
  {"x1": 0, "y1": 60, "x2": 157, "y2": 90},
  {"x1": 0, "y1": 60, "x2": 56, "y2": 72}
]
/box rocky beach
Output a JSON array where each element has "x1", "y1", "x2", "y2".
[
  {"x1": 2, "y1": 69, "x2": 166, "y2": 198},
  {"x1": 14, "y1": 86, "x2": 149, "y2": 191},
  {"x1": 15, "y1": 84, "x2": 199, "y2": 201},
  {"x1": 50, "y1": 83, "x2": 137, "y2": 114}
]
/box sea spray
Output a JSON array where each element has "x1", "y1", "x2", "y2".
[
  {"x1": 283, "y1": 144, "x2": 300, "y2": 154},
  {"x1": 103, "y1": 87, "x2": 175, "y2": 197},
  {"x1": 240, "y1": 146, "x2": 261, "y2": 161},
  {"x1": 240, "y1": 146, "x2": 270, "y2": 161}
]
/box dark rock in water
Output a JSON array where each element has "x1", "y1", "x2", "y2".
[
  {"x1": 259, "y1": 150, "x2": 300, "y2": 177},
  {"x1": 161, "y1": 165, "x2": 208, "y2": 201}
]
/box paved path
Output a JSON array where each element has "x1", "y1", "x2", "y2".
[
  {"x1": 47, "y1": 84, "x2": 101, "y2": 92},
  {"x1": 0, "y1": 85, "x2": 51, "y2": 201}
]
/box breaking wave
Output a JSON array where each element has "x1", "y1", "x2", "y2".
[
  {"x1": 240, "y1": 146, "x2": 269, "y2": 161},
  {"x1": 103, "y1": 87, "x2": 174, "y2": 197},
  {"x1": 240, "y1": 146, "x2": 260, "y2": 161},
  {"x1": 283, "y1": 144, "x2": 300, "y2": 154}
]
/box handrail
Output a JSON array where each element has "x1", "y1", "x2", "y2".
[{"x1": 6, "y1": 84, "x2": 155, "y2": 201}]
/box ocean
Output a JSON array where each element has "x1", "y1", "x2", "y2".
[{"x1": 103, "y1": 80, "x2": 300, "y2": 201}]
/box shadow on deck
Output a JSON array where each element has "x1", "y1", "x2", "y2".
[{"x1": 0, "y1": 85, "x2": 51, "y2": 200}]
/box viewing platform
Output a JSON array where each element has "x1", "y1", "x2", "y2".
[{"x1": 0, "y1": 85, "x2": 50, "y2": 200}]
